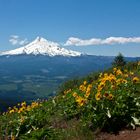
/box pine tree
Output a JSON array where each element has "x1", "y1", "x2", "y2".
[{"x1": 112, "y1": 53, "x2": 126, "y2": 67}]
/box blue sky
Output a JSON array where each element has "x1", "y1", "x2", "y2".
[{"x1": 0, "y1": 0, "x2": 140, "y2": 56}]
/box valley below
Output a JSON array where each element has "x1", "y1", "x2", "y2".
[{"x1": 0, "y1": 55, "x2": 113, "y2": 112}]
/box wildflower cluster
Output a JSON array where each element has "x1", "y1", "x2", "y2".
[
  {"x1": 64, "y1": 80, "x2": 93, "y2": 106},
  {"x1": 7, "y1": 101, "x2": 41, "y2": 114},
  {"x1": 64, "y1": 67, "x2": 139, "y2": 106},
  {"x1": 1, "y1": 101, "x2": 44, "y2": 139},
  {"x1": 63, "y1": 64, "x2": 140, "y2": 131},
  {"x1": 94, "y1": 68, "x2": 139, "y2": 101}
]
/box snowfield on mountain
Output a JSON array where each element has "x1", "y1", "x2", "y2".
[{"x1": 0, "y1": 37, "x2": 82, "y2": 57}]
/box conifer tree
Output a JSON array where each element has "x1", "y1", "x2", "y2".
[{"x1": 112, "y1": 53, "x2": 126, "y2": 67}]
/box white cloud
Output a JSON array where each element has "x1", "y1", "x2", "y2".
[
  {"x1": 10, "y1": 35, "x2": 19, "y2": 39},
  {"x1": 19, "y1": 39, "x2": 28, "y2": 45},
  {"x1": 9, "y1": 38, "x2": 18, "y2": 45},
  {"x1": 9, "y1": 35, "x2": 28, "y2": 46},
  {"x1": 64, "y1": 37, "x2": 140, "y2": 46}
]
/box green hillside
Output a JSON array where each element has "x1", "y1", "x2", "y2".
[{"x1": 0, "y1": 61, "x2": 140, "y2": 140}]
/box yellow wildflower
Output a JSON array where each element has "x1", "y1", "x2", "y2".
[
  {"x1": 79, "y1": 85, "x2": 86, "y2": 92},
  {"x1": 113, "y1": 68, "x2": 117, "y2": 72},
  {"x1": 27, "y1": 106, "x2": 31, "y2": 111},
  {"x1": 99, "y1": 73, "x2": 103, "y2": 78},
  {"x1": 9, "y1": 109, "x2": 15, "y2": 114},
  {"x1": 76, "y1": 96, "x2": 86, "y2": 106},
  {"x1": 86, "y1": 84, "x2": 92, "y2": 92},
  {"x1": 116, "y1": 69, "x2": 123, "y2": 76},
  {"x1": 83, "y1": 81, "x2": 87, "y2": 85},
  {"x1": 11, "y1": 136, "x2": 15, "y2": 140},
  {"x1": 108, "y1": 94, "x2": 113, "y2": 100},
  {"x1": 124, "y1": 74, "x2": 128, "y2": 78},
  {"x1": 116, "y1": 78, "x2": 127, "y2": 85},
  {"x1": 95, "y1": 92, "x2": 102, "y2": 101},
  {"x1": 21, "y1": 101, "x2": 26, "y2": 107},
  {"x1": 133, "y1": 77, "x2": 139, "y2": 83},
  {"x1": 130, "y1": 71, "x2": 134, "y2": 75},
  {"x1": 79, "y1": 99, "x2": 86, "y2": 106},
  {"x1": 98, "y1": 82, "x2": 105, "y2": 91},
  {"x1": 18, "y1": 107, "x2": 24, "y2": 113},
  {"x1": 85, "y1": 90, "x2": 90, "y2": 98},
  {"x1": 108, "y1": 74, "x2": 116, "y2": 83},
  {"x1": 73, "y1": 92, "x2": 77, "y2": 97},
  {"x1": 104, "y1": 73, "x2": 108, "y2": 78}
]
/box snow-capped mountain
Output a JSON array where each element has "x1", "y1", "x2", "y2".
[{"x1": 1, "y1": 37, "x2": 81, "y2": 57}]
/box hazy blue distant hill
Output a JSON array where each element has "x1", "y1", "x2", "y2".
[{"x1": 0, "y1": 55, "x2": 113, "y2": 76}]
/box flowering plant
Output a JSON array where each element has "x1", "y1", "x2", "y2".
[{"x1": 63, "y1": 65, "x2": 140, "y2": 132}]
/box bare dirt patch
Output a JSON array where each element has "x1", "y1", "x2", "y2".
[{"x1": 96, "y1": 127, "x2": 140, "y2": 140}]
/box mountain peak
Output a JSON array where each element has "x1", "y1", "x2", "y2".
[
  {"x1": 34, "y1": 36, "x2": 46, "y2": 42},
  {"x1": 1, "y1": 37, "x2": 82, "y2": 57}
]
